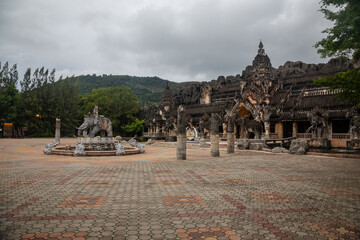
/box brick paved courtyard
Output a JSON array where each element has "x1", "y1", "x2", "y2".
[{"x1": 0, "y1": 138, "x2": 359, "y2": 240}]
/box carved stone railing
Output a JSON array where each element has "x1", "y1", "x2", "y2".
[
  {"x1": 296, "y1": 133, "x2": 312, "y2": 138},
  {"x1": 142, "y1": 132, "x2": 166, "y2": 137},
  {"x1": 332, "y1": 133, "x2": 350, "y2": 139}
]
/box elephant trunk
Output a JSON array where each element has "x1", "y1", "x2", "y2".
[{"x1": 77, "y1": 122, "x2": 88, "y2": 131}]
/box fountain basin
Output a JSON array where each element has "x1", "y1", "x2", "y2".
[{"x1": 51, "y1": 146, "x2": 140, "y2": 156}]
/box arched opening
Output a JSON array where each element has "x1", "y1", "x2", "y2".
[{"x1": 235, "y1": 105, "x2": 254, "y2": 138}]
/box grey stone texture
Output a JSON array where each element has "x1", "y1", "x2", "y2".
[
  {"x1": 43, "y1": 140, "x2": 60, "y2": 155},
  {"x1": 176, "y1": 105, "x2": 187, "y2": 160},
  {"x1": 73, "y1": 143, "x2": 86, "y2": 156},
  {"x1": 249, "y1": 142, "x2": 265, "y2": 150},
  {"x1": 272, "y1": 147, "x2": 288, "y2": 153},
  {"x1": 146, "y1": 139, "x2": 154, "y2": 145},
  {"x1": 237, "y1": 139, "x2": 250, "y2": 150},
  {"x1": 290, "y1": 139, "x2": 309, "y2": 155},
  {"x1": 210, "y1": 114, "x2": 220, "y2": 157},
  {"x1": 115, "y1": 143, "x2": 125, "y2": 156},
  {"x1": 55, "y1": 118, "x2": 61, "y2": 143}
]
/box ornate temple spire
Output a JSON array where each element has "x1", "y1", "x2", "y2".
[{"x1": 258, "y1": 40, "x2": 265, "y2": 56}]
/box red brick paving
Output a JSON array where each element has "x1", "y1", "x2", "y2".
[{"x1": 0, "y1": 138, "x2": 359, "y2": 239}]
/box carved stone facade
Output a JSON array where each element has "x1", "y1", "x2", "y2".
[{"x1": 142, "y1": 41, "x2": 360, "y2": 148}]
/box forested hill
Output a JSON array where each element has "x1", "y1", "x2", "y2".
[{"x1": 70, "y1": 74, "x2": 191, "y2": 105}]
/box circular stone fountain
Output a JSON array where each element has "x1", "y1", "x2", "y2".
[
  {"x1": 43, "y1": 106, "x2": 145, "y2": 157},
  {"x1": 51, "y1": 137, "x2": 143, "y2": 156}
]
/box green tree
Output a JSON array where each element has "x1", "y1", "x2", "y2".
[
  {"x1": 122, "y1": 118, "x2": 144, "y2": 137},
  {"x1": 315, "y1": 67, "x2": 360, "y2": 106},
  {"x1": 0, "y1": 62, "x2": 19, "y2": 123},
  {"x1": 81, "y1": 86, "x2": 139, "y2": 136},
  {"x1": 18, "y1": 68, "x2": 81, "y2": 137},
  {"x1": 314, "y1": 0, "x2": 360, "y2": 106},
  {"x1": 315, "y1": 0, "x2": 360, "y2": 60}
]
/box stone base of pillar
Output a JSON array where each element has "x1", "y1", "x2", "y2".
[
  {"x1": 199, "y1": 137, "x2": 206, "y2": 148},
  {"x1": 177, "y1": 134, "x2": 187, "y2": 160},
  {"x1": 227, "y1": 133, "x2": 234, "y2": 154},
  {"x1": 211, "y1": 134, "x2": 219, "y2": 157}
]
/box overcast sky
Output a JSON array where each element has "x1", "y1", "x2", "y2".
[{"x1": 0, "y1": 0, "x2": 332, "y2": 82}]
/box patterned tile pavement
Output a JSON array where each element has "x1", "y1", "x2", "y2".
[{"x1": 0, "y1": 138, "x2": 359, "y2": 239}]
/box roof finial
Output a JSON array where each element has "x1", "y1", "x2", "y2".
[{"x1": 258, "y1": 39, "x2": 265, "y2": 55}]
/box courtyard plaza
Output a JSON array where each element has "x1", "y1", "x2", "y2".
[{"x1": 0, "y1": 138, "x2": 359, "y2": 240}]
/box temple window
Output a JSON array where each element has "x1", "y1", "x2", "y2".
[
  {"x1": 270, "y1": 123, "x2": 275, "y2": 133},
  {"x1": 332, "y1": 120, "x2": 350, "y2": 133},
  {"x1": 204, "y1": 92, "x2": 210, "y2": 104},
  {"x1": 297, "y1": 121, "x2": 311, "y2": 133}
]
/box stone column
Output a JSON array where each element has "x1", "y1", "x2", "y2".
[
  {"x1": 156, "y1": 124, "x2": 160, "y2": 137},
  {"x1": 55, "y1": 118, "x2": 61, "y2": 143},
  {"x1": 264, "y1": 121, "x2": 270, "y2": 139},
  {"x1": 222, "y1": 122, "x2": 227, "y2": 139},
  {"x1": 240, "y1": 126, "x2": 245, "y2": 139},
  {"x1": 210, "y1": 113, "x2": 220, "y2": 157},
  {"x1": 227, "y1": 115, "x2": 235, "y2": 154},
  {"x1": 276, "y1": 122, "x2": 283, "y2": 139},
  {"x1": 176, "y1": 105, "x2": 187, "y2": 160},
  {"x1": 199, "y1": 119, "x2": 206, "y2": 148},
  {"x1": 292, "y1": 122, "x2": 298, "y2": 138}
]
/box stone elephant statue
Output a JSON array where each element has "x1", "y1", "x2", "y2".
[
  {"x1": 236, "y1": 116, "x2": 263, "y2": 139},
  {"x1": 77, "y1": 113, "x2": 113, "y2": 138}
]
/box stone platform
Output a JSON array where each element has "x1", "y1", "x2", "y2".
[{"x1": 0, "y1": 138, "x2": 359, "y2": 240}]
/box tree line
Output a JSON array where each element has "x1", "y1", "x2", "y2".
[{"x1": 0, "y1": 62, "x2": 143, "y2": 137}]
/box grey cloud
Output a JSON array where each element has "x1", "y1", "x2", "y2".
[{"x1": 0, "y1": 0, "x2": 332, "y2": 82}]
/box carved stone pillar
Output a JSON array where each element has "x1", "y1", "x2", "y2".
[
  {"x1": 176, "y1": 106, "x2": 187, "y2": 160},
  {"x1": 292, "y1": 122, "x2": 298, "y2": 138},
  {"x1": 210, "y1": 113, "x2": 220, "y2": 157},
  {"x1": 55, "y1": 118, "x2": 61, "y2": 143},
  {"x1": 227, "y1": 115, "x2": 235, "y2": 154},
  {"x1": 240, "y1": 126, "x2": 245, "y2": 139},
  {"x1": 156, "y1": 124, "x2": 160, "y2": 137},
  {"x1": 199, "y1": 119, "x2": 206, "y2": 148},
  {"x1": 222, "y1": 122, "x2": 227, "y2": 138},
  {"x1": 264, "y1": 121, "x2": 270, "y2": 139}
]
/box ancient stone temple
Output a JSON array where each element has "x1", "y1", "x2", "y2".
[{"x1": 142, "y1": 41, "x2": 360, "y2": 149}]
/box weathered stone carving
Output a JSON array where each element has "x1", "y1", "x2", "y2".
[
  {"x1": 141, "y1": 41, "x2": 358, "y2": 150},
  {"x1": 289, "y1": 140, "x2": 308, "y2": 155},
  {"x1": 128, "y1": 138, "x2": 145, "y2": 153},
  {"x1": 74, "y1": 143, "x2": 86, "y2": 156},
  {"x1": 350, "y1": 115, "x2": 360, "y2": 140},
  {"x1": 236, "y1": 116, "x2": 263, "y2": 139},
  {"x1": 249, "y1": 143, "x2": 265, "y2": 150},
  {"x1": 306, "y1": 108, "x2": 329, "y2": 140},
  {"x1": 55, "y1": 118, "x2": 61, "y2": 143},
  {"x1": 237, "y1": 139, "x2": 250, "y2": 149},
  {"x1": 225, "y1": 104, "x2": 236, "y2": 154},
  {"x1": 78, "y1": 106, "x2": 113, "y2": 138},
  {"x1": 210, "y1": 113, "x2": 220, "y2": 157},
  {"x1": 43, "y1": 140, "x2": 60, "y2": 155},
  {"x1": 177, "y1": 105, "x2": 187, "y2": 160},
  {"x1": 115, "y1": 143, "x2": 125, "y2": 156},
  {"x1": 272, "y1": 147, "x2": 287, "y2": 153}
]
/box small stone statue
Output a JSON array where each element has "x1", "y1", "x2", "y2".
[
  {"x1": 116, "y1": 143, "x2": 125, "y2": 156},
  {"x1": 128, "y1": 138, "x2": 145, "y2": 153},
  {"x1": 43, "y1": 140, "x2": 60, "y2": 155},
  {"x1": 74, "y1": 144, "x2": 86, "y2": 156}
]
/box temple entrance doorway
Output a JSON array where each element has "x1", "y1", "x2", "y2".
[
  {"x1": 235, "y1": 105, "x2": 253, "y2": 138},
  {"x1": 283, "y1": 121, "x2": 293, "y2": 138}
]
